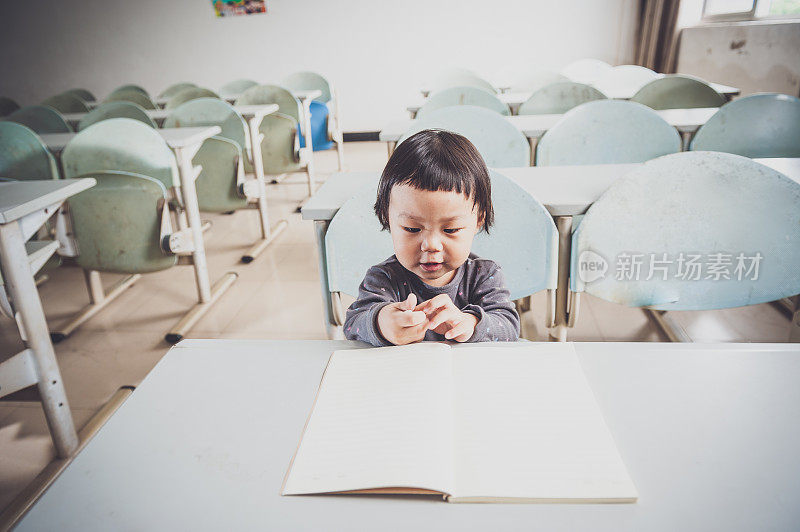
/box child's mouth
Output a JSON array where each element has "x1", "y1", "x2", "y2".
[{"x1": 420, "y1": 262, "x2": 443, "y2": 272}]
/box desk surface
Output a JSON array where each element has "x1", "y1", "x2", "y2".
[
  {"x1": 40, "y1": 126, "x2": 221, "y2": 153},
  {"x1": 0, "y1": 178, "x2": 96, "y2": 223},
  {"x1": 301, "y1": 158, "x2": 800, "y2": 220},
  {"x1": 17, "y1": 339, "x2": 800, "y2": 531},
  {"x1": 382, "y1": 107, "x2": 719, "y2": 141}
]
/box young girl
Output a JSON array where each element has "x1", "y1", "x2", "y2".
[{"x1": 344, "y1": 129, "x2": 520, "y2": 346}]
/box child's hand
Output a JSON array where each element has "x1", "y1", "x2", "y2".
[
  {"x1": 377, "y1": 293, "x2": 429, "y2": 345},
  {"x1": 415, "y1": 294, "x2": 479, "y2": 342}
]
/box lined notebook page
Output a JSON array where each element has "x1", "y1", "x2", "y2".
[
  {"x1": 282, "y1": 344, "x2": 455, "y2": 496},
  {"x1": 451, "y1": 343, "x2": 637, "y2": 501}
]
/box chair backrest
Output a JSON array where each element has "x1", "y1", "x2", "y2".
[
  {"x1": 163, "y1": 97, "x2": 248, "y2": 150},
  {"x1": 3, "y1": 105, "x2": 72, "y2": 134},
  {"x1": 324, "y1": 170, "x2": 558, "y2": 300},
  {"x1": 235, "y1": 84, "x2": 301, "y2": 123},
  {"x1": 560, "y1": 59, "x2": 612, "y2": 84},
  {"x1": 165, "y1": 87, "x2": 220, "y2": 110},
  {"x1": 111, "y1": 84, "x2": 149, "y2": 97},
  {"x1": 570, "y1": 151, "x2": 800, "y2": 310},
  {"x1": 104, "y1": 89, "x2": 157, "y2": 110},
  {"x1": 281, "y1": 71, "x2": 332, "y2": 103},
  {"x1": 518, "y1": 81, "x2": 607, "y2": 115},
  {"x1": 0, "y1": 96, "x2": 20, "y2": 117},
  {"x1": 536, "y1": 100, "x2": 681, "y2": 166},
  {"x1": 689, "y1": 93, "x2": 800, "y2": 158},
  {"x1": 62, "y1": 118, "x2": 178, "y2": 188},
  {"x1": 631, "y1": 74, "x2": 726, "y2": 110},
  {"x1": 68, "y1": 171, "x2": 177, "y2": 273},
  {"x1": 63, "y1": 88, "x2": 96, "y2": 102},
  {"x1": 0, "y1": 122, "x2": 60, "y2": 180},
  {"x1": 417, "y1": 86, "x2": 510, "y2": 118},
  {"x1": 426, "y1": 68, "x2": 497, "y2": 95},
  {"x1": 158, "y1": 82, "x2": 197, "y2": 99},
  {"x1": 190, "y1": 137, "x2": 248, "y2": 212},
  {"x1": 78, "y1": 101, "x2": 157, "y2": 131},
  {"x1": 219, "y1": 79, "x2": 259, "y2": 98},
  {"x1": 399, "y1": 106, "x2": 529, "y2": 167},
  {"x1": 507, "y1": 69, "x2": 569, "y2": 92},
  {"x1": 258, "y1": 112, "x2": 303, "y2": 174},
  {"x1": 41, "y1": 92, "x2": 90, "y2": 114},
  {"x1": 593, "y1": 65, "x2": 660, "y2": 97}
]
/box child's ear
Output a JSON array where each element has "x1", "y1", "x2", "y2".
[{"x1": 476, "y1": 212, "x2": 485, "y2": 230}]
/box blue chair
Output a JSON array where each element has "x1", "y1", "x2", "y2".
[
  {"x1": 518, "y1": 81, "x2": 606, "y2": 115},
  {"x1": 3, "y1": 105, "x2": 72, "y2": 133},
  {"x1": 631, "y1": 75, "x2": 726, "y2": 110},
  {"x1": 536, "y1": 100, "x2": 681, "y2": 166},
  {"x1": 570, "y1": 151, "x2": 800, "y2": 340},
  {"x1": 0, "y1": 96, "x2": 21, "y2": 116},
  {"x1": 78, "y1": 101, "x2": 157, "y2": 131},
  {"x1": 399, "y1": 106, "x2": 530, "y2": 167},
  {"x1": 324, "y1": 170, "x2": 558, "y2": 338},
  {"x1": 0, "y1": 122, "x2": 60, "y2": 180},
  {"x1": 417, "y1": 86, "x2": 511, "y2": 118},
  {"x1": 689, "y1": 93, "x2": 800, "y2": 158}
]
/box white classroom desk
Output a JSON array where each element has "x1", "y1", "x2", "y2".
[
  {"x1": 14, "y1": 339, "x2": 800, "y2": 531},
  {"x1": 301, "y1": 158, "x2": 800, "y2": 340},
  {"x1": 40, "y1": 126, "x2": 237, "y2": 343},
  {"x1": 0, "y1": 178, "x2": 95, "y2": 459}
]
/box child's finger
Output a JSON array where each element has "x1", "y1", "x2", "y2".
[
  {"x1": 427, "y1": 308, "x2": 457, "y2": 331},
  {"x1": 402, "y1": 293, "x2": 417, "y2": 311},
  {"x1": 415, "y1": 294, "x2": 452, "y2": 314},
  {"x1": 444, "y1": 319, "x2": 472, "y2": 340},
  {"x1": 399, "y1": 310, "x2": 427, "y2": 327}
]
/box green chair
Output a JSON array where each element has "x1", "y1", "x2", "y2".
[
  {"x1": 104, "y1": 89, "x2": 157, "y2": 110},
  {"x1": 0, "y1": 96, "x2": 21, "y2": 116},
  {"x1": 158, "y1": 82, "x2": 197, "y2": 100},
  {"x1": 536, "y1": 100, "x2": 681, "y2": 166},
  {"x1": 0, "y1": 122, "x2": 60, "y2": 180},
  {"x1": 631, "y1": 75, "x2": 726, "y2": 109},
  {"x1": 63, "y1": 88, "x2": 96, "y2": 102},
  {"x1": 78, "y1": 101, "x2": 156, "y2": 131},
  {"x1": 518, "y1": 81, "x2": 607, "y2": 115},
  {"x1": 417, "y1": 86, "x2": 511, "y2": 118},
  {"x1": 3, "y1": 105, "x2": 72, "y2": 133},
  {"x1": 689, "y1": 93, "x2": 800, "y2": 158},
  {"x1": 165, "y1": 87, "x2": 220, "y2": 110},
  {"x1": 593, "y1": 65, "x2": 660, "y2": 97},
  {"x1": 110, "y1": 84, "x2": 149, "y2": 96},
  {"x1": 425, "y1": 68, "x2": 497, "y2": 95},
  {"x1": 559, "y1": 59, "x2": 613, "y2": 85},
  {"x1": 236, "y1": 84, "x2": 301, "y2": 122},
  {"x1": 41, "y1": 93, "x2": 90, "y2": 114},
  {"x1": 219, "y1": 79, "x2": 259, "y2": 99}
]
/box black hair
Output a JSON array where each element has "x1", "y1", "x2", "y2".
[{"x1": 374, "y1": 129, "x2": 494, "y2": 232}]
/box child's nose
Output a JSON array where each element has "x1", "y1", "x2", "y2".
[{"x1": 421, "y1": 232, "x2": 443, "y2": 252}]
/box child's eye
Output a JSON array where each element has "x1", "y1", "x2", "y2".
[
  {"x1": 443, "y1": 228, "x2": 462, "y2": 234},
  {"x1": 403, "y1": 226, "x2": 421, "y2": 233}
]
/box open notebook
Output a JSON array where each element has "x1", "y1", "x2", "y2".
[{"x1": 282, "y1": 342, "x2": 637, "y2": 503}]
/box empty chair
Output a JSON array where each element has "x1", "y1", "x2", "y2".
[
  {"x1": 63, "y1": 88, "x2": 96, "y2": 102},
  {"x1": 78, "y1": 101, "x2": 156, "y2": 131},
  {"x1": 518, "y1": 81, "x2": 606, "y2": 115},
  {"x1": 399, "y1": 106, "x2": 529, "y2": 167},
  {"x1": 570, "y1": 151, "x2": 800, "y2": 340},
  {"x1": 41, "y1": 92, "x2": 89, "y2": 113},
  {"x1": 3, "y1": 105, "x2": 72, "y2": 134},
  {"x1": 631, "y1": 75, "x2": 726, "y2": 109},
  {"x1": 219, "y1": 79, "x2": 259, "y2": 99},
  {"x1": 165, "y1": 87, "x2": 220, "y2": 109},
  {"x1": 417, "y1": 86, "x2": 511, "y2": 118},
  {"x1": 158, "y1": 82, "x2": 197, "y2": 100},
  {"x1": 0, "y1": 122, "x2": 60, "y2": 180},
  {"x1": 104, "y1": 89, "x2": 157, "y2": 110},
  {"x1": 110, "y1": 84, "x2": 149, "y2": 96},
  {"x1": 425, "y1": 68, "x2": 497, "y2": 95},
  {"x1": 560, "y1": 59, "x2": 613, "y2": 85},
  {"x1": 324, "y1": 170, "x2": 558, "y2": 336},
  {"x1": 236, "y1": 84, "x2": 301, "y2": 123},
  {"x1": 593, "y1": 65, "x2": 660, "y2": 98},
  {"x1": 536, "y1": 100, "x2": 681, "y2": 166},
  {"x1": 0, "y1": 96, "x2": 20, "y2": 117},
  {"x1": 689, "y1": 93, "x2": 800, "y2": 158}
]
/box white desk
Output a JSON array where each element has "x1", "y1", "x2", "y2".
[
  {"x1": 0, "y1": 178, "x2": 95, "y2": 458},
  {"x1": 15, "y1": 339, "x2": 800, "y2": 531},
  {"x1": 301, "y1": 159, "x2": 800, "y2": 339}
]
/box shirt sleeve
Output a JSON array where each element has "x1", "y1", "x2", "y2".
[
  {"x1": 343, "y1": 266, "x2": 397, "y2": 347},
  {"x1": 461, "y1": 263, "x2": 520, "y2": 342}
]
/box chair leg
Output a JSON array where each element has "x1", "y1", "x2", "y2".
[
  {"x1": 51, "y1": 270, "x2": 141, "y2": 342},
  {"x1": 645, "y1": 309, "x2": 692, "y2": 342},
  {"x1": 336, "y1": 139, "x2": 345, "y2": 171},
  {"x1": 270, "y1": 173, "x2": 289, "y2": 184},
  {"x1": 165, "y1": 272, "x2": 238, "y2": 344}
]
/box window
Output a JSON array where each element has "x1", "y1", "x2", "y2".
[{"x1": 702, "y1": 0, "x2": 800, "y2": 21}]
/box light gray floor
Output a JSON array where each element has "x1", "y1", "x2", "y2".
[{"x1": 0, "y1": 142, "x2": 794, "y2": 512}]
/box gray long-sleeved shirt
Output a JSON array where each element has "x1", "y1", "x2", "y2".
[{"x1": 344, "y1": 253, "x2": 520, "y2": 346}]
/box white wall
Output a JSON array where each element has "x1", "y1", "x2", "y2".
[{"x1": 0, "y1": 0, "x2": 638, "y2": 131}]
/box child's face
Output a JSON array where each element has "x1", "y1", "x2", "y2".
[{"x1": 387, "y1": 184, "x2": 482, "y2": 287}]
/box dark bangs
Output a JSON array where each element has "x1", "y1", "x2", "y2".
[{"x1": 374, "y1": 129, "x2": 494, "y2": 232}]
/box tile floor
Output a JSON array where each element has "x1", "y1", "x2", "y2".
[{"x1": 0, "y1": 141, "x2": 795, "y2": 513}]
